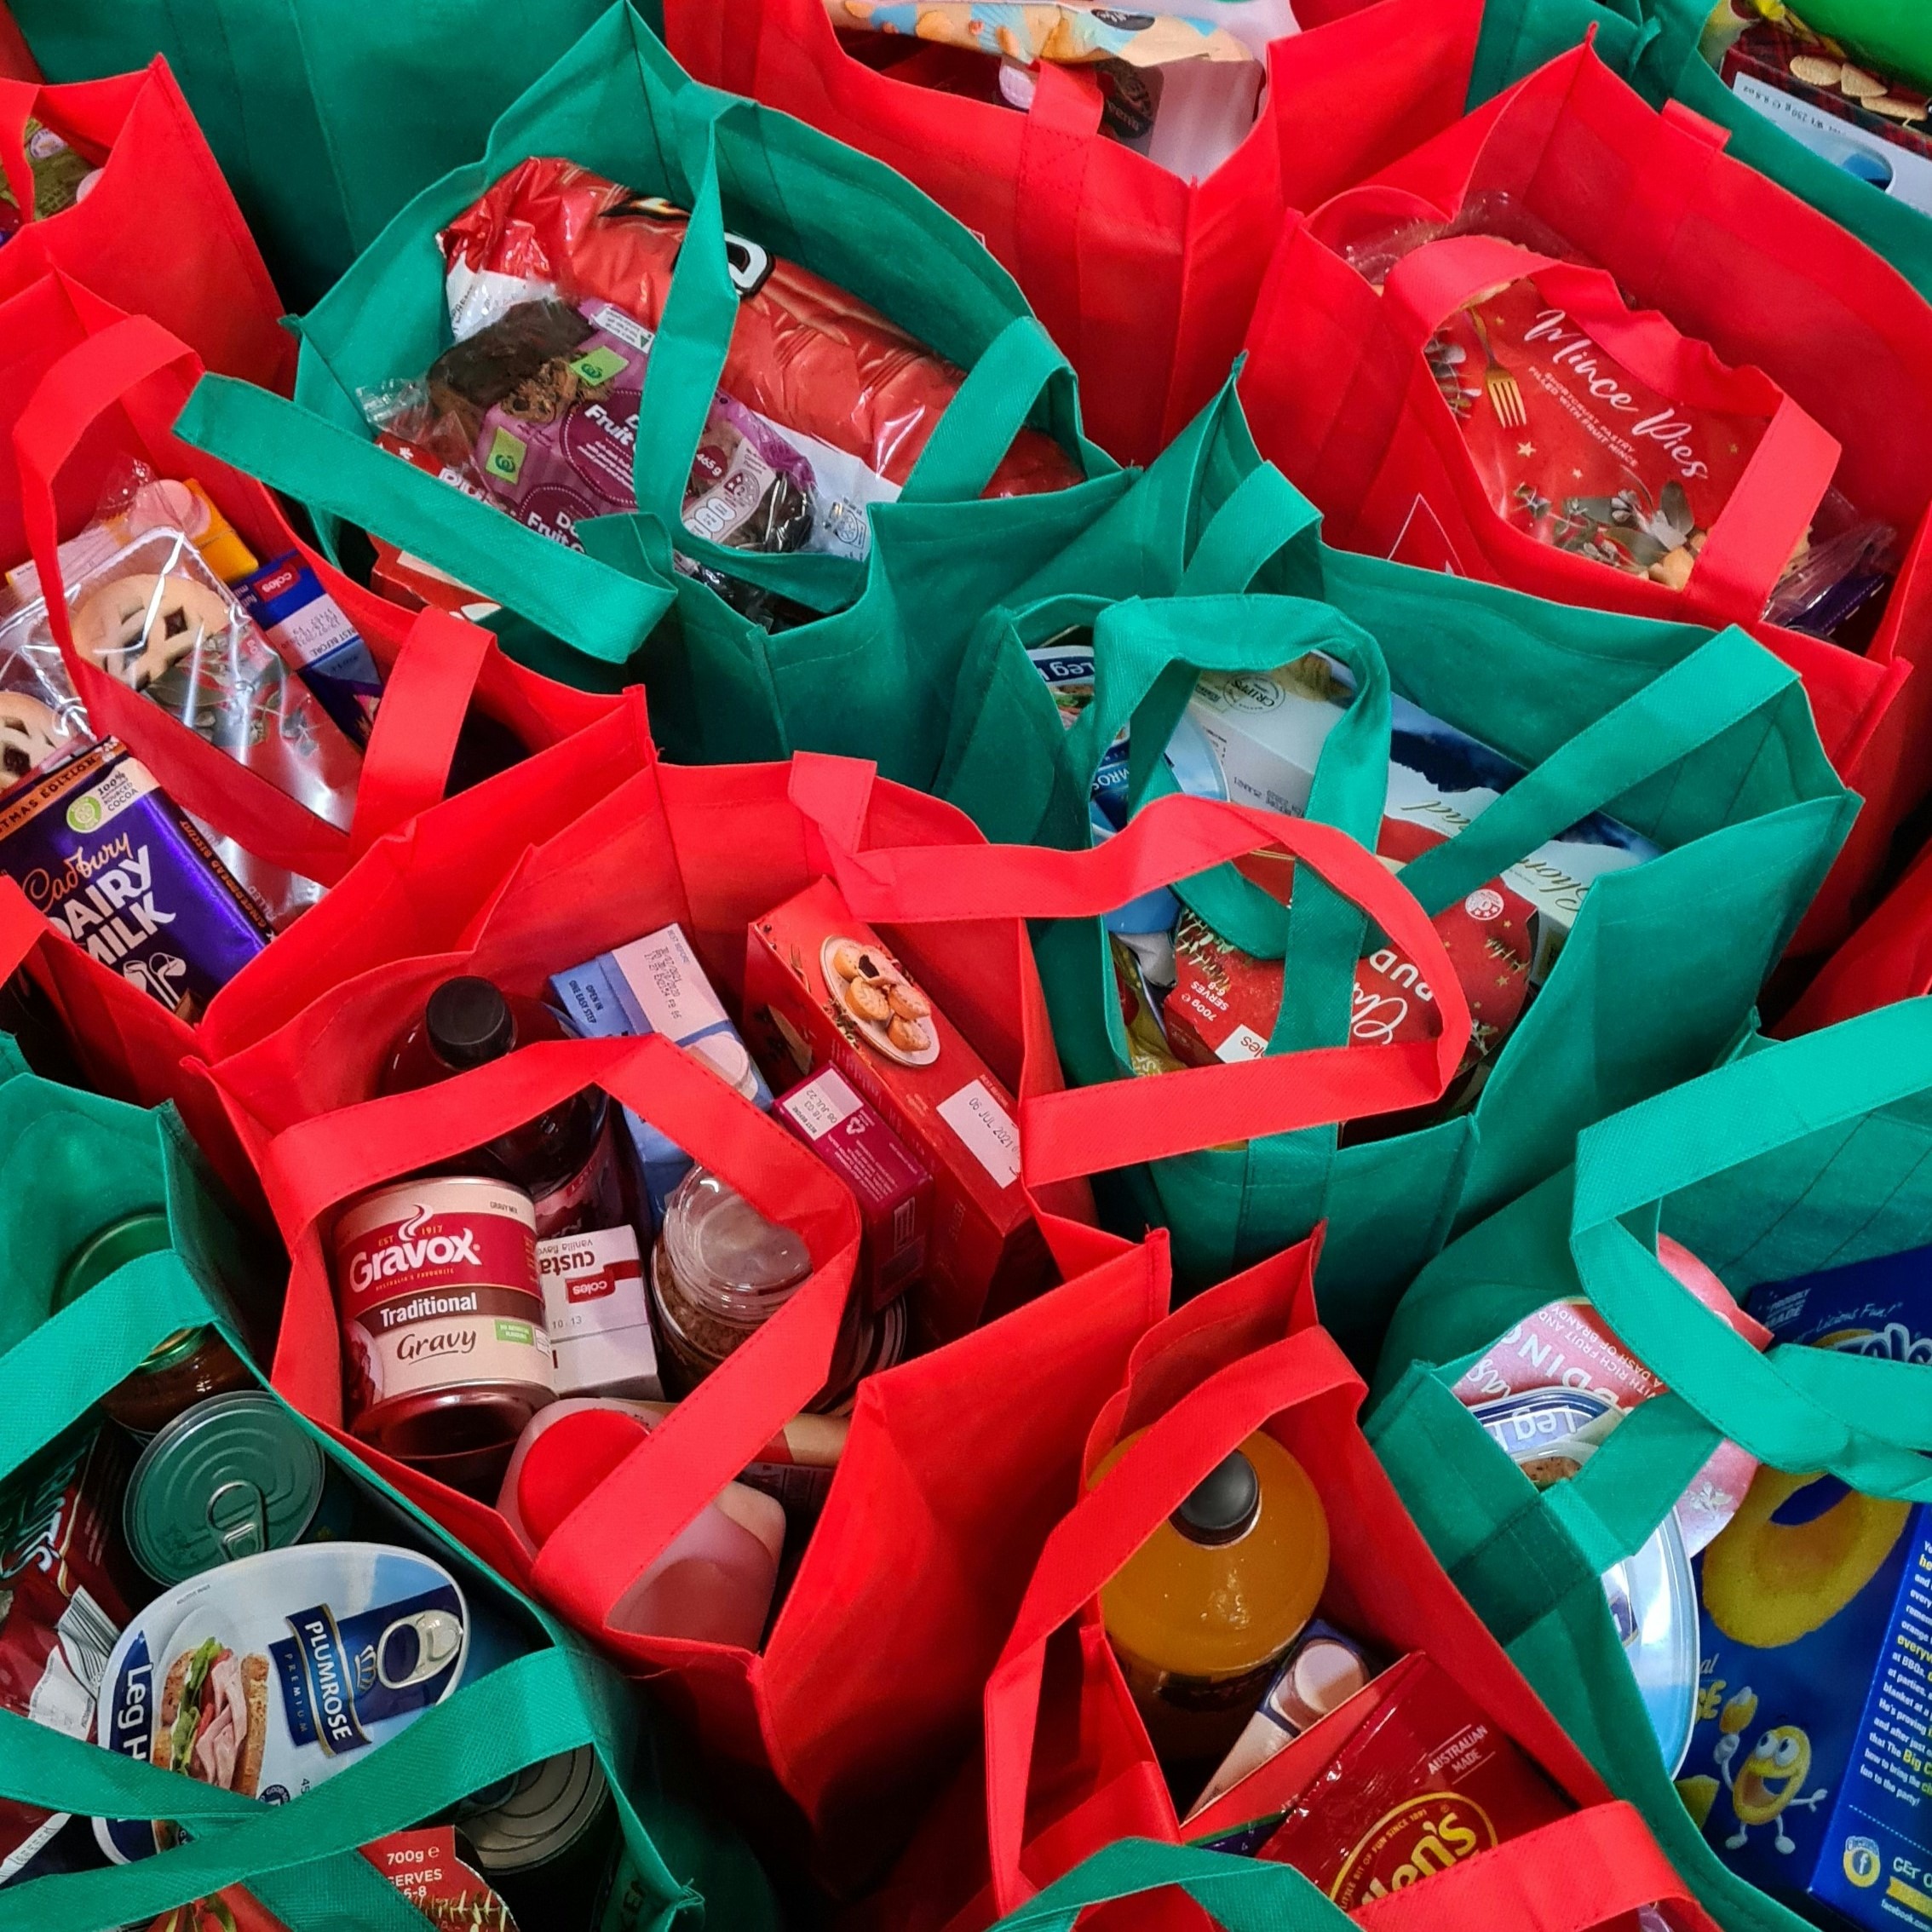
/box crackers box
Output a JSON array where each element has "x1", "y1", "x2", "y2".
[
  {"x1": 746, "y1": 878, "x2": 1049, "y2": 1343},
  {"x1": 1722, "y1": 21, "x2": 1932, "y2": 219}
]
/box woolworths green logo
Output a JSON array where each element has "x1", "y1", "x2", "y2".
[
  {"x1": 66, "y1": 794, "x2": 103, "y2": 834},
  {"x1": 486, "y1": 427, "x2": 526, "y2": 484}
]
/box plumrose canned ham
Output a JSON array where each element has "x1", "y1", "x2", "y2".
[{"x1": 331, "y1": 1178, "x2": 555, "y2": 1469}]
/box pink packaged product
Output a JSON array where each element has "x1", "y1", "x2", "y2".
[
  {"x1": 1449, "y1": 1236, "x2": 1771, "y2": 1555},
  {"x1": 463, "y1": 299, "x2": 821, "y2": 560},
  {"x1": 775, "y1": 1066, "x2": 931, "y2": 1314}
]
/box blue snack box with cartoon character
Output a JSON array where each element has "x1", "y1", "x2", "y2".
[
  {"x1": 1745, "y1": 1245, "x2": 1932, "y2": 1371},
  {"x1": 1682, "y1": 1256, "x2": 1932, "y2": 1932}
]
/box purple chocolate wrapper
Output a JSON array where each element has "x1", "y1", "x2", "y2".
[{"x1": 0, "y1": 740, "x2": 271, "y2": 1017}]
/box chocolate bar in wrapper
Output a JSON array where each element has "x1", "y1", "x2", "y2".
[{"x1": 0, "y1": 740, "x2": 271, "y2": 1017}]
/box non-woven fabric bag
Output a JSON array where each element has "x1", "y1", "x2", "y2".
[
  {"x1": 974, "y1": 1824, "x2": 1722, "y2": 1932},
  {"x1": 0, "y1": 1044, "x2": 770, "y2": 1932},
  {"x1": 1780, "y1": 837, "x2": 1932, "y2": 1033},
  {"x1": 0, "y1": 276, "x2": 614, "y2": 1195},
  {"x1": 1239, "y1": 38, "x2": 1932, "y2": 947},
  {"x1": 1469, "y1": 0, "x2": 1932, "y2": 296},
  {"x1": 866, "y1": 1237, "x2": 1693, "y2": 1931},
  {"x1": 193, "y1": 749, "x2": 1188, "y2": 1874},
  {"x1": 171, "y1": 1, "x2": 1130, "y2": 779},
  {"x1": 937, "y1": 402, "x2": 1852, "y2": 1351},
  {"x1": 1366, "y1": 999, "x2": 1932, "y2": 1932},
  {"x1": 3, "y1": 0, "x2": 612, "y2": 311},
  {"x1": 0, "y1": 60, "x2": 290, "y2": 391},
  {"x1": 662, "y1": 0, "x2": 1486, "y2": 466}
]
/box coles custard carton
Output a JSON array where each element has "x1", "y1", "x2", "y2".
[
  {"x1": 1166, "y1": 653, "x2": 1658, "y2": 982},
  {"x1": 746, "y1": 877, "x2": 1050, "y2": 1343},
  {"x1": 1681, "y1": 1253, "x2": 1932, "y2": 1932}
]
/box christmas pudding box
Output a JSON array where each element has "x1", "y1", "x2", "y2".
[
  {"x1": 1171, "y1": 655, "x2": 1658, "y2": 981},
  {"x1": 745, "y1": 877, "x2": 1051, "y2": 1343}
]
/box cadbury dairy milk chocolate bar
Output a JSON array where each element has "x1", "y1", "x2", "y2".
[{"x1": 0, "y1": 740, "x2": 271, "y2": 1016}]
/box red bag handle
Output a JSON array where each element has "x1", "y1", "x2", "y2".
[
  {"x1": 0, "y1": 76, "x2": 40, "y2": 230},
  {"x1": 1378, "y1": 234, "x2": 1841, "y2": 627},
  {"x1": 984, "y1": 1325, "x2": 1366, "y2": 1913},
  {"x1": 258, "y1": 1032, "x2": 863, "y2": 1636},
  {"x1": 13, "y1": 317, "x2": 498, "y2": 885},
  {"x1": 345, "y1": 607, "x2": 493, "y2": 860},
  {"x1": 787, "y1": 765, "x2": 1475, "y2": 1182},
  {"x1": 1355, "y1": 1800, "x2": 1718, "y2": 1932},
  {"x1": 0, "y1": 873, "x2": 44, "y2": 982}
]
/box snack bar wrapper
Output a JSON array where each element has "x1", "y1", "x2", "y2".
[
  {"x1": 437, "y1": 157, "x2": 1082, "y2": 502},
  {"x1": 0, "y1": 1426, "x2": 137, "y2": 1883}
]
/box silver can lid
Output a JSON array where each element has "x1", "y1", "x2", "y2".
[{"x1": 463, "y1": 1748, "x2": 610, "y2": 1874}]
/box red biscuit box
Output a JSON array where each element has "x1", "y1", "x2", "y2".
[
  {"x1": 776, "y1": 1065, "x2": 933, "y2": 1314},
  {"x1": 746, "y1": 878, "x2": 1051, "y2": 1344},
  {"x1": 1163, "y1": 845, "x2": 1532, "y2": 1136}
]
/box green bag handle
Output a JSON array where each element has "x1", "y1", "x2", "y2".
[
  {"x1": 990, "y1": 1840, "x2": 1348, "y2": 1932},
  {"x1": 0, "y1": 1652, "x2": 612, "y2": 1932},
  {"x1": 1394, "y1": 624, "x2": 1799, "y2": 921},
  {"x1": 173, "y1": 374, "x2": 676, "y2": 668},
  {"x1": 1174, "y1": 459, "x2": 1325, "y2": 599},
  {"x1": 1567, "y1": 1001, "x2": 1932, "y2": 1494},
  {"x1": 1090, "y1": 595, "x2": 1390, "y2": 1064},
  {"x1": 0, "y1": 1246, "x2": 213, "y2": 1472}
]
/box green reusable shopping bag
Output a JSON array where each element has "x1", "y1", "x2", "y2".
[
  {"x1": 937, "y1": 386, "x2": 1854, "y2": 1357},
  {"x1": 1471, "y1": 0, "x2": 1932, "y2": 294},
  {"x1": 0, "y1": 1048, "x2": 771, "y2": 1932},
  {"x1": 6, "y1": 0, "x2": 612, "y2": 311},
  {"x1": 1364, "y1": 1001, "x2": 1932, "y2": 1932},
  {"x1": 170, "y1": 0, "x2": 1124, "y2": 778}
]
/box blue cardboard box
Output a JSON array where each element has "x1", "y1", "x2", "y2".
[
  {"x1": 550, "y1": 923, "x2": 772, "y2": 1225},
  {"x1": 1680, "y1": 1248, "x2": 1932, "y2": 1931}
]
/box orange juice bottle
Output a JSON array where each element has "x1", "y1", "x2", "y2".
[{"x1": 1094, "y1": 1428, "x2": 1330, "y2": 1772}]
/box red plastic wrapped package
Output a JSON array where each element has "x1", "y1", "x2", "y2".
[
  {"x1": 439, "y1": 157, "x2": 1081, "y2": 499},
  {"x1": 0, "y1": 1424, "x2": 136, "y2": 1881}
]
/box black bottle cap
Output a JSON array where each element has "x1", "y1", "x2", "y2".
[
  {"x1": 1171, "y1": 1450, "x2": 1260, "y2": 1547},
  {"x1": 426, "y1": 977, "x2": 515, "y2": 1071}
]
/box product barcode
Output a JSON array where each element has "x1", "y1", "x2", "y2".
[{"x1": 57, "y1": 1585, "x2": 120, "y2": 1693}]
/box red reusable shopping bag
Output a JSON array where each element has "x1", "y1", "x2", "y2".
[
  {"x1": 664, "y1": 0, "x2": 1486, "y2": 465},
  {"x1": 0, "y1": 276, "x2": 612, "y2": 1192},
  {"x1": 1239, "y1": 38, "x2": 1932, "y2": 947},
  {"x1": 865, "y1": 1239, "x2": 1714, "y2": 1932},
  {"x1": 1780, "y1": 837, "x2": 1932, "y2": 1032},
  {"x1": 199, "y1": 762, "x2": 1470, "y2": 1885},
  {"x1": 0, "y1": 60, "x2": 290, "y2": 390}
]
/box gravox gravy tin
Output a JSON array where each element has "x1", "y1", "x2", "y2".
[{"x1": 331, "y1": 1177, "x2": 555, "y2": 1463}]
